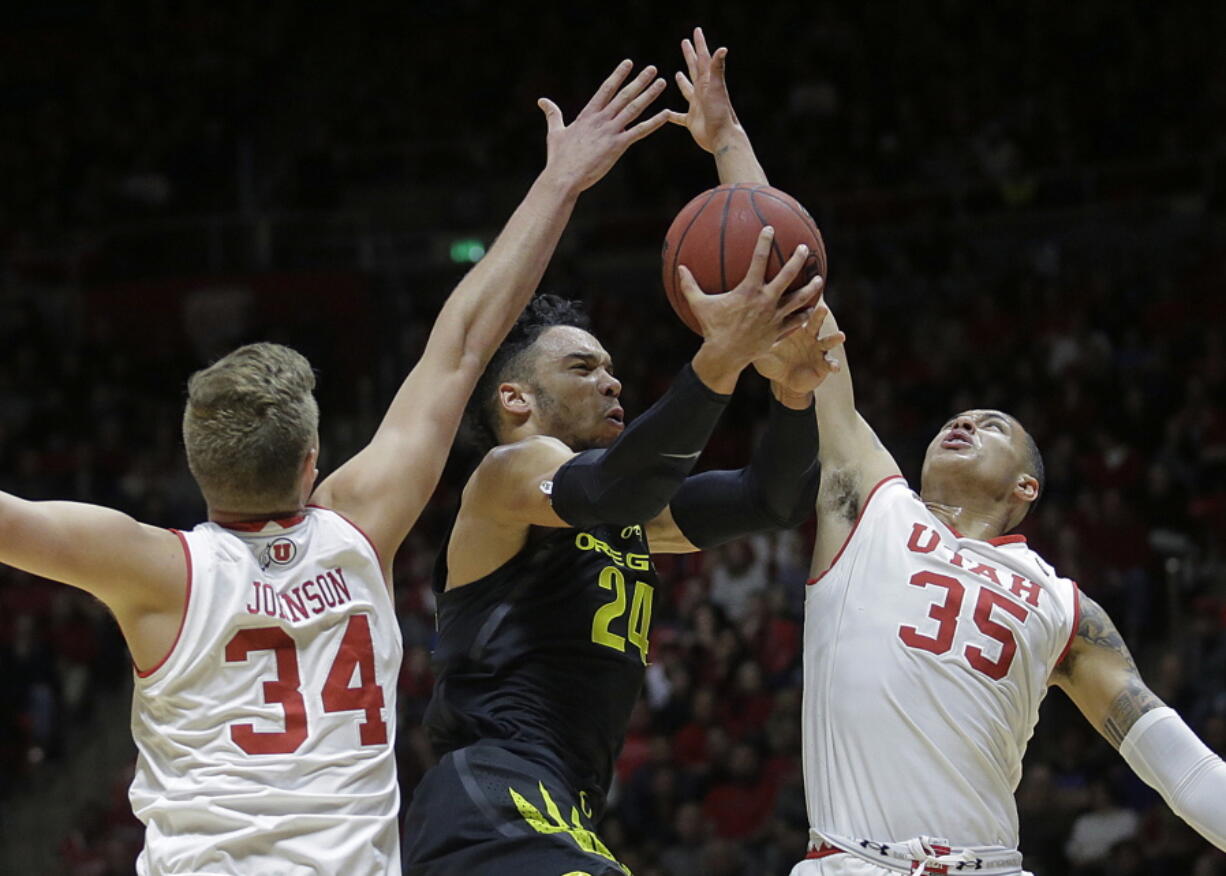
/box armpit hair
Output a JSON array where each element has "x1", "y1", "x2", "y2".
[{"x1": 820, "y1": 469, "x2": 861, "y2": 524}]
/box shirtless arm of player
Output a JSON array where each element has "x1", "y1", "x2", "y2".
[
  {"x1": 0, "y1": 494, "x2": 187, "y2": 670},
  {"x1": 448, "y1": 230, "x2": 821, "y2": 587},
  {"x1": 1052, "y1": 594, "x2": 1226, "y2": 850},
  {"x1": 640, "y1": 28, "x2": 849, "y2": 556},
  {"x1": 665, "y1": 27, "x2": 900, "y2": 574},
  {"x1": 310, "y1": 60, "x2": 671, "y2": 577}
]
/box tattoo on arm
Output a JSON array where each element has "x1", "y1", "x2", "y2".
[
  {"x1": 1068, "y1": 596, "x2": 1164, "y2": 748},
  {"x1": 1072, "y1": 595, "x2": 1139, "y2": 671},
  {"x1": 1103, "y1": 676, "x2": 1164, "y2": 748}
]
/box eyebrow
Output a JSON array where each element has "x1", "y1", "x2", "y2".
[
  {"x1": 563, "y1": 352, "x2": 611, "y2": 368},
  {"x1": 980, "y1": 412, "x2": 1011, "y2": 429}
]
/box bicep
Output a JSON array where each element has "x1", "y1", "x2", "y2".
[
  {"x1": 1052, "y1": 594, "x2": 1166, "y2": 748},
  {"x1": 811, "y1": 309, "x2": 901, "y2": 490},
  {"x1": 0, "y1": 494, "x2": 184, "y2": 613}
]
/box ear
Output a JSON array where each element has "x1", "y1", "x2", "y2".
[
  {"x1": 301, "y1": 444, "x2": 320, "y2": 491},
  {"x1": 1013, "y1": 472, "x2": 1039, "y2": 505},
  {"x1": 498, "y1": 381, "x2": 533, "y2": 418}
]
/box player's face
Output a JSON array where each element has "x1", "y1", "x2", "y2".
[
  {"x1": 920, "y1": 409, "x2": 1030, "y2": 499},
  {"x1": 528, "y1": 326, "x2": 624, "y2": 451}
]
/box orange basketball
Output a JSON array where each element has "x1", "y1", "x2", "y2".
[{"x1": 661, "y1": 184, "x2": 827, "y2": 335}]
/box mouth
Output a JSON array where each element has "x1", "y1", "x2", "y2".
[
  {"x1": 605, "y1": 406, "x2": 625, "y2": 428},
  {"x1": 940, "y1": 430, "x2": 973, "y2": 450}
]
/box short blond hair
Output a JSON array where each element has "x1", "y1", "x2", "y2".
[{"x1": 183, "y1": 343, "x2": 319, "y2": 512}]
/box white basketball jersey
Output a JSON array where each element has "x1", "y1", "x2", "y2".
[
  {"x1": 130, "y1": 507, "x2": 402, "y2": 875},
  {"x1": 803, "y1": 477, "x2": 1079, "y2": 848}
]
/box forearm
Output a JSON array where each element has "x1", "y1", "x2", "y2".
[
  {"x1": 414, "y1": 170, "x2": 579, "y2": 376},
  {"x1": 670, "y1": 394, "x2": 819, "y2": 548},
  {"x1": 712, "y1": 128, "x2": 768, "y2": 186},
  {"x1": 1120, "y1": 707, "x2": 1226, "y2": 850},
  {"x1": 550, "y1": 364, "x2": 731, "y2": 527}
]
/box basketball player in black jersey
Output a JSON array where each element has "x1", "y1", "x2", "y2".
[{"x1": 402, "y1": 222, "x2": 844, "y2": 871}]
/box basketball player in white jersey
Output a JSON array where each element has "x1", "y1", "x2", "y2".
[
  {"x1": 0, "y1": 61, "x2": 671, "y2": 875},
  {"x1": 670, "y1": 27, "x2": 1226, "y2": 876}
]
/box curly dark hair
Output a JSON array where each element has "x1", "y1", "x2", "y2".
[{"x1": 463, "y1": 294, "x2": 591, "y2": 451}]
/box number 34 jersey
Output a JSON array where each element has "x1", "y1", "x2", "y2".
[
  {"x1": 129, "y1": 508, "x2": 401, "y2": 876},
  {"x1": 802, "y1": 477, "x2": 1080, "y2": 849}
]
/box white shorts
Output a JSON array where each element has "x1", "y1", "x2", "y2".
[
  {"x1": 790, "y1": 855, "x2": 1034, "y2": 876},
  {"x1": 790, "y1": 856, "x2": 898, "y2": 876}
]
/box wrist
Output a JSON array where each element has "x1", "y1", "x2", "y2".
[
  {"x1": 711, "y1": 126, "x2": 752, "y2": 155},
  {"x1": 692, "y1": 343, "x2": 748, "y2": 394},
  {"x1": 771, "y1": 382, "x2": 813, "y2": 411},
  {"x1": 534, "y1": 165, "x2": 588, "y2": 201}
]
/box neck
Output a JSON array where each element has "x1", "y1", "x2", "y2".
[
  {"x1": 922, "y1": 499, "x2": 1012, "y2": 541},
  {"x1": 208, "y1": 505, "x2": 304, "y2": 524}
]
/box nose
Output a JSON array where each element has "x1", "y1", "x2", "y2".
[
  {"x1": 953, "y1": 416, "x2": 976, "y2": 433},
  {"x1": 602, "y1": 371, "x2": 622, "y2": 397}
]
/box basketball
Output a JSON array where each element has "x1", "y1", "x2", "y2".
[{"x1": 661, "y1": 184, "x2": 827, "y2": 335}]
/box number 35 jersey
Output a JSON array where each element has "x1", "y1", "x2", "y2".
[
  {"x1": 802, "y1": 476, "x2": 1079, "y2": 849},
  {"x1": 129, "y1": 508, "x2": 401, "y2": 876},
  {"x1": 425, "y1": 522, "x2": 658, "y2": 811}
]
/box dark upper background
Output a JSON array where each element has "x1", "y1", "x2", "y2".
[{"x1": 2, "y1": 2, "x2": 1224, "y2": 874}]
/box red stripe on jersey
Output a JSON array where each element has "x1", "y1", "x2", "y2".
[
  {"x1": 135, "y1": 529, "x2": 194, "y2": 678},
  {"x1": 808, "y1": 475, "x2": 905, "y2": 586},
  {"x1": 1056, "y1": 580, "x2": 1082, "y2": 667},
  {"x1": 216, "y1": 514, "x2": 306, "y2": 532},
  {"x1": 307, "y1": 504, "x2": 386, "y2": 582},
  {"x1": 988, "y1": 534, "x2": 1028, "y2": 546},
  {"x1": 806, "y1": 843, "x2": 843, "y2": 859}
]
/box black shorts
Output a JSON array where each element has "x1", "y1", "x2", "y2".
[{"x1": 402, "y1": 742, "x2": 629, "y2": 876}]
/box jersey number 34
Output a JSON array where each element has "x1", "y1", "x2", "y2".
[{"x1": 224, "y1": 613, "x2": 387, "y2": 755}]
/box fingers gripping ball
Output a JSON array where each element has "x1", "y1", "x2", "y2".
[{"x1": 662, "y1": 184, "x2": 827, "y2": 335}]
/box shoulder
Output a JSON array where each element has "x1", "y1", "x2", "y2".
[
  {"x1": 480, "y1": 435, "x2": 574, "y2": 471},
  {"x1": 468, "y1": 436, "x2": 574, "y2": 494}
]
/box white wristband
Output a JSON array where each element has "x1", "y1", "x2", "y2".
[{"x1": 1119, "y1": 706, "x2": 1226, "y2": 851}]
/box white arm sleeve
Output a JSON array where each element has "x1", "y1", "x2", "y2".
[{"x1": 1119, "y1": 706, "x2": 1226, "y2": 851}]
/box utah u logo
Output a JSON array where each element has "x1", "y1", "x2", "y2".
[{"x1": 269, "y1": 538, "x2": 296, "y2": 565}]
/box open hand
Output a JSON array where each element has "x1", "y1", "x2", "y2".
[
  {"x1": 538, "y1": 60, "x2": 669, "y2": 195},
  {"x1": 666, "y1": 27, "x2": 742, "y2": 154},
  {"x1": 753, "y1": 302, "x2": 846, "y2": 396},
  {"x1": 682, "y1": 226, "x2": 823, "y2": 390}
]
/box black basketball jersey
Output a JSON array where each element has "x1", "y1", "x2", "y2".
[{"x1": 424, "y1": 520, "x2": 659, "y2": 808}]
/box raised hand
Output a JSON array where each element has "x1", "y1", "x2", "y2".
[
  {"x1": 682, "y1": 226, "x2": 823, "y2": 393},
  {"x1": 538, "y1": 60, "x2": 669, "y2": 195},
  {"x1": 753, "y1": 301, "x2": 846, "y2": 397},
  {"x1": 667, "y1": 27, "x2": 742, "y2": 154}
]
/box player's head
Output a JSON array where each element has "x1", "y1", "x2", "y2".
[
  {"x1": 919, "y1": 409, "x2": 1044, "y2": 532},
  {"x1": 465, "y1": 294, "x2": 624, "y2": 452},
  {"x1": 183, "y1": 343, "x2": 320, "y2": 514}
]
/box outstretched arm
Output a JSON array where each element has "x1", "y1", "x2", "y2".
[
  {"x1": 1052, "y1": 595, "x2": 1226, "y2": 850},
  {"x1": 311, "y1": 61, "x2": 670, "y2": 573},
  {"x1": 668, "y1": 27, "x2": 768, "y2": 186},
  {"x1": 0, "y1": 492, "x2": 186, "y2": 669},
  {"x1": 668, "y1": 27, "x2": 898, "y2": 573}
]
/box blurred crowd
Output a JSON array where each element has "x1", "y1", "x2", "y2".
[{"x1": 3, "y1": 2, "x2": 1225, "y2": 875}]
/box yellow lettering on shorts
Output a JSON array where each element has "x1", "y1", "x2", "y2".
[{"x1": 509, "y1": 783, "x2": 631, "y2": 875}]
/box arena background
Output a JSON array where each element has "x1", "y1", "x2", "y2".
[{"x1": 1, "y1": 2, "x2": 1224, "y2": 873}]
